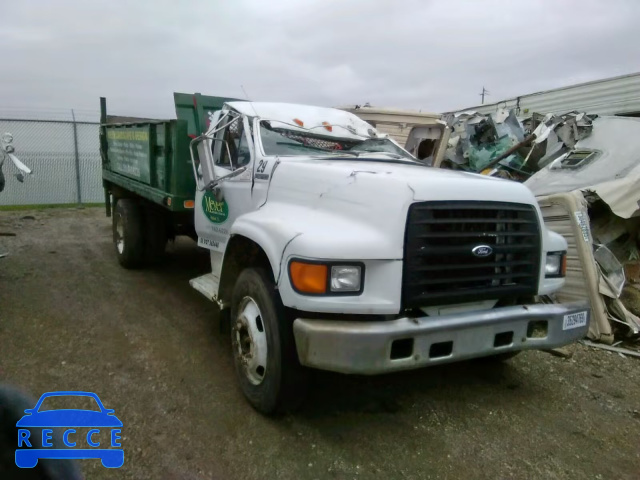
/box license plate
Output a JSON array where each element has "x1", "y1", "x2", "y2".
[{"x1": 562, "y1": 311, "x2": 588, "y2": 330}]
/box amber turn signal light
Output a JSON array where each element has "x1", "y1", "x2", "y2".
[{"x1": 289, "y1": 261, "x2": 327, "y2": 294}]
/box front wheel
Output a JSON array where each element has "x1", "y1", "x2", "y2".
[{"x1": 230, "y1": 268, "x2": 309, "y2": 414}]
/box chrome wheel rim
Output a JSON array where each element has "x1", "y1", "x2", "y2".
[
  {"x1": 115, "y1": 214, "x2": 124, "y2": 254},
  {"x1": 233, "y1": 296, "x2": 268, "y2": 385}
]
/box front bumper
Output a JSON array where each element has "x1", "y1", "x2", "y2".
[{"x1": 293, "y1": 302, "x2": 590, "y2": 374}]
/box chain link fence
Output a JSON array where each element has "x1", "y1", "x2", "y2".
[{"x1": 0, "y1": 113, "x2": 103, "y2": 206}]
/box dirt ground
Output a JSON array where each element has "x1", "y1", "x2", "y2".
[{"x1": 1, "y1": 207, "x2": 639, "y2": 480}]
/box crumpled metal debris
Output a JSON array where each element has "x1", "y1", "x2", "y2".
[
  {"x1": 595, "y1": 245, "x2": 626, "y2": 298},
  {"x1": 524, "y1": 111, "x2": 596, "y2": 170},
  {"x1": 590, "y1": 205, "x2": 640, "y2": 337},
  {"x1": 442, "y1": 109, "x2": 526, "y2": 174},
  {"x1": 440, "y1": 109, "x2": 597, "y2": 181},
  {"x1": 580, "y1": 339, "x2": 640, "y2": 359}
]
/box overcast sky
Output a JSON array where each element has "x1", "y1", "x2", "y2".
[{"x1": 1, "y1": 0, "x2": 639, "y2": 119}]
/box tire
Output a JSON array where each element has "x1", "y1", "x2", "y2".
[
  {"x1": 144, "y1": 206, "x2": 167, "y2": 265},
  {"x1": 230, "y1": 268, "x2": 309, "y2": 414},
  {"x1": 113, "y1": 198, "x2": 145, "y2": 269}
]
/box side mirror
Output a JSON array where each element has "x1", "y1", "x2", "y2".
[
  {"x1": 189, "y1": 136, "x2": 235, "y2": 191},
  {"x1": 189, "y1": 111, "x2": 223, "y2": 190}
]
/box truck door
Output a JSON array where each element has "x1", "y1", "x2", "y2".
[{"x1": 193, "y1": 112, "x2": 254, "y2": 254}]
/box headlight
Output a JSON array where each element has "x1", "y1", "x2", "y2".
[
  {"x1": 545, "y1": 252, "x2": 566, "y2": 277},
  {"x1": 331, "y1": 265, "x2": 361, "y2": 292},
  {"x1": 289, "y1": 260, "x2": 363, "y2": 295}
]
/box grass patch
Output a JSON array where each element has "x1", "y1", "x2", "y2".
[{"x1": 0, "y1": 203, "x2": 104, "y2": 211}]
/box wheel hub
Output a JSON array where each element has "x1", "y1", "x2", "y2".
[{"x1": 233, "y1": 296, "x2": 267, "y2": 385}]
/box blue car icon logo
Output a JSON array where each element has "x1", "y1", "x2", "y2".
[{"x1": 15, "y1": 391, "x2": 123, "y2": 468}]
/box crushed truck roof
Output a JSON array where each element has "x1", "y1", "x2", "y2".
[{"x1": 225, "y1": 101, "x2": 376, "y2": 141}]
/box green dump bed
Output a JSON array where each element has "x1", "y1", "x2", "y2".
[{"x1": 100, "y1": 92, "x2": 239, "y2": 213}]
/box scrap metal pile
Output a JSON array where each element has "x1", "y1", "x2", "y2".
[{"x1": 441, "y1": 109, "x2": 596, "y2": 180}]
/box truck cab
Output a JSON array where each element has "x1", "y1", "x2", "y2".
[{"x1": 101, "y1": 96, "x2": 590, "y2": 414}]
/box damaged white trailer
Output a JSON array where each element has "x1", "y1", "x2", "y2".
[{"x1": 526, "y1": 116, "x2": 640, "y2": 343}]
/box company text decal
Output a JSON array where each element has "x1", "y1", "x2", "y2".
[{"x1": 202, "y1": 191, "x2": 229, "y2": 224}]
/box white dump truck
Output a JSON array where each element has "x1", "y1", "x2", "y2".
[{"x1": 101, "y1": 94, "x2": 589, "y2": 414}]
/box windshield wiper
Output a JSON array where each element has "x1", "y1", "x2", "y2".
[
  {"x1": 350, "y1": 151, "x2": 412, "y2": 160},
  {"x1": 367, "y1": 152, "x2": 404, "y2": 159},
  {"x1": 275, "y1": 142, "x2": 359, "y2": 156}
]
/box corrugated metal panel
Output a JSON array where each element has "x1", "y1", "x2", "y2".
[
  {"x1": 448, "y1": 71, "x2": 640, "y2": 117},
  {"x1": 539, "y1": 205, "x2": 588, "y2": 305}
]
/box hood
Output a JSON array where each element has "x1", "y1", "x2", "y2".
[
  {"x1": 268, "y1": 158, "x2": 537, "y2": 206},
  {"x1": 265, "y1": 158, "x2": 540, "y2": 259}
]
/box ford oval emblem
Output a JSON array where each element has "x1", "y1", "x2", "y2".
[{"x1": 472, "y1": 245, "x2": 493, "y2": 257}]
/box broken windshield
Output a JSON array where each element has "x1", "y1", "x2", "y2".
[{"x1": 258, "y1": 122, "x2": 415, "y2": 161}]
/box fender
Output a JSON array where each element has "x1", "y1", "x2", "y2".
[{"x1": 229, "y1": 210, "x2": 301, "y2": 286}]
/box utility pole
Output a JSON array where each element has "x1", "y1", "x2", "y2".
[{"x1": 479, "y1": 86, "x2": 489, "y2": 104}]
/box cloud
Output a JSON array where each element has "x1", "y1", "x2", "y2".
[{"x1": 0, "y1": 0, "x2": 639, "y2": 118}]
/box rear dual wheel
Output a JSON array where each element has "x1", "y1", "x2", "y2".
[{"x1": 112, "y1": 198, "x2": 167, "y2": 268}]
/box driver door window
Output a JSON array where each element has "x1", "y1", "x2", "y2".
[
  {"x1": 214, "y1": 116, "x2": 252, "y2": 170},
  {"x1": 216, "y1": 117, "x2": 238, "y2": 169}
]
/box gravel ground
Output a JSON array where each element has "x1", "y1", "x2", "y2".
[{"x1": 1, "y1": 207, "x2": 639, "y2": 480}]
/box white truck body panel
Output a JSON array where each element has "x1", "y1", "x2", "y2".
[
  {"x1": 187, "y1": 101, "x2": 586, "y2": 375},
  {"x1": 193, "y1": 102, "x2": 566, "y2": 313}
]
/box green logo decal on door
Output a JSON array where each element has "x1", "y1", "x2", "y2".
[{"x1": 202, "y1": 191, "x2": 229, "y2": 224}]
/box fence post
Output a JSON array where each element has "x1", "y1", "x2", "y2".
[{"x1": 71, "y1": 109, "x2": 82, "y2": 205}]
